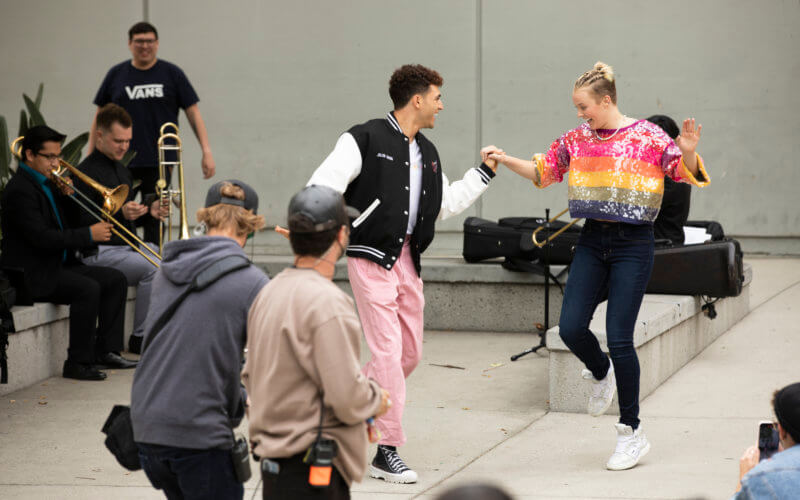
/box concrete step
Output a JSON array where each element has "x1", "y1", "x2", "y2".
[
  {"x1": 1, "y1": 288, "x2": 138, "y2": 397},
  {"x1": 547, "y1": 264, "x2": 753, "y2": 414}
]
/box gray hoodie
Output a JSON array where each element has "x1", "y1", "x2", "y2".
[{"x1": 131, "y1": 236, "x2": 268, "y2": 449}]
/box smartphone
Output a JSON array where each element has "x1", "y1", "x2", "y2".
[{"x1": 758, "y1": 421, "x2": 780, "y2": 461}]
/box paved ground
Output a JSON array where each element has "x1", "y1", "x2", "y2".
[{"x1": 0, "y1": 257, "x2": 798, "y2": 499}]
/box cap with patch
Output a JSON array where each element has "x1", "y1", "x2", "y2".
[
  {"x1": 288, "y1": 185, "x2": 359, "y2": 233},
  {"x1": 204, "y1": 179, "x2": 259, "y2": 213}
]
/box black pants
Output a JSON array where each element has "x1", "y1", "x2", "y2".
[
  {"x1": 262, "y1": 453, "x2": 349, "y2": 500},
  {"x1": 138, "y1": 443, "x2": 243, "y2": 500},
  {"x1": 35, "y1": 265, "x2": 127, "y2": 364},
  {"x1": 131, "y1": 167, "x2": 171, "y2": 244}
]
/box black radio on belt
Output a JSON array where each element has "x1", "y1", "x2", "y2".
[{"x1": 231, "y1": 434, "x2": 252, "y2": 483}]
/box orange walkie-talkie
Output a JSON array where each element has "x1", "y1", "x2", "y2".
[
  {"x1": 304, "y1": 393, "x2": 338, "y2": 487},
  {"x1": 303, "y1": 438, "x2": 338, "y2": 487}
]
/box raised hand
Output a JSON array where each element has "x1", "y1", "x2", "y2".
[{"x1": 674, "y1": 118, "x2": 702, "y2": 156}]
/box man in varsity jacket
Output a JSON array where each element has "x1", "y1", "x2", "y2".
[{"x1": 307, "y1": 64, "x2": 498, "y2": 483}]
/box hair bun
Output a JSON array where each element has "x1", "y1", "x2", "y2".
[{"x1": 594, "y1": 61, "x2": 614, "y2": 82}]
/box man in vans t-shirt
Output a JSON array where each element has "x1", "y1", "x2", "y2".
[{"x1": 90, "y1": 21, "x2": 215, "y2": 249}]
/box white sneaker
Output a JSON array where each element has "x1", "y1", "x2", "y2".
[
  {"x1": 606, "y1": 423, "x2": 650, "y2": 470},
  {"x1": 582, "y1": 363, "x2": 615, "y2": 416}
]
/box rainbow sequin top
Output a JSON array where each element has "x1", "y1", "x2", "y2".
[{"x1": 533, "y1": 120, "x2": 709, "y2": 224}]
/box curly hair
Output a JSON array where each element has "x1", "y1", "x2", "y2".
[
  {"x1": 574, "y1": 61, "x2": 617, "y2": 104},
  {"x1": 196, "y1": 183, "x2": 265, "y2": 237},
  {"x1": 389, "y1": 64, "x2": 443, "y2": 109}
]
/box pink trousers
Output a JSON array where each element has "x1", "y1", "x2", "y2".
[{"x1": 347, "y1": 241, "x2": 425, "y2": 447}]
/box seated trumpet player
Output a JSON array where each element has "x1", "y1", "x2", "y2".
[
  {"x1": 75, "y1": 104, "x2": 165, "y2": 354},
  {"x1": 0, "y1": 125, "x2": 136, "y2": 380}
]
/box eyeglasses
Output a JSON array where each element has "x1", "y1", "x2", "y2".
[
  {"x1": 132, "y1": 38, "x2": 157, "y2": 46},
  {"x1": 35, "y1": 152, "x2": 61, "y2": 162}
]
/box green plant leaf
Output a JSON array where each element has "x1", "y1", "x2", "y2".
[
  {"x1": 18, "y1": 109, "x2": 28, "y2": 138},
  {"x1": 34, "y1": 83, "x2": 44, "y2": 109},
  {"x1": 0, "y1": 115, "x2": 11, "y2": 179},
  {"x1": 61, "y1": 132, "x2": 89, "y2": 166},
  {"x1": 120, "y1": 149, "x2": 137, "y2": 167},
  {"x1": 23, "y1": 94, "x2": 46, "y2": 127}
]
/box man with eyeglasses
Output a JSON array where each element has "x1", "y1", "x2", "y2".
[
  {"x1": 0, "y1": 125, "x2": 134, "y2": 381},
  {"x1": 90, "y1": 21, "x2": 215, "y2": 246}
]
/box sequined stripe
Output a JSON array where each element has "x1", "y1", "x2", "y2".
[
  {"x1": 569, "y1": 156, "x2": 663, "y2": 179},
  {"x1": 568, "y1": 170, "x2": 664, "y2": 194},
  {"x1": 569, "y1": 199, "x2": 661, "y2": 223},
  {"x1": 568, "y1": 185, "x2": 664, "y2": 209},
  {"x1": 570, "y1": 122, "x2": 668, "y2": 166},
  {"x1": 575, "y1": 144, "x2": 665, "y2": 167}
]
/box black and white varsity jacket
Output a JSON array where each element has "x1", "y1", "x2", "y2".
[{"x1": 308, "y1": 112, "x2": 495, "y2": 275}]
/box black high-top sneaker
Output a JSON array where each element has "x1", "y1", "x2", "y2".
[{"x1": 369, "y1": 445, "x2": 418, "y2": 483}]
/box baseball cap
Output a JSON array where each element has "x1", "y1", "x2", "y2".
[
  {"x1": 288, "y1": 185, "x2": 360, "y2": 233},
  {"x1": 204, "y1": 179, "x2": 259, "y2": 213}
]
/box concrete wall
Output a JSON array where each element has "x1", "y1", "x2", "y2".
[{"x1": 2, "y1": 1, "x2": 798, "y2": 251}]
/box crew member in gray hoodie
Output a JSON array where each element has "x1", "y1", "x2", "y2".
[{"x1": 131, "y1": 179, "x2": 268, "y2": 500}]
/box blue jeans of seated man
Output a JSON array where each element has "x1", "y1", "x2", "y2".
[
  {"x1": 558, "y1": 219, "x2": 655, "y2": 430},
  {"x1": 138, "y1": 443, "x2": 243, "y2": 500}
]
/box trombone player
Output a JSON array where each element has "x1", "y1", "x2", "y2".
[
  {"x1": 0, "y1": 125, "x2": 136, "y2": 380},
  {"x1": 75, "y1": 104, "x2": 165, "y2": 354}
]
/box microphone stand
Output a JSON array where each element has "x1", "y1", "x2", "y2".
[{"x1": 511, "y1": 208, "x2": 551, "y2": 361}]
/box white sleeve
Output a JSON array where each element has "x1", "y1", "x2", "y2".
[
  {"x1": 438, "y1": 165, "x2": 494, "y2": 220},
  {"x1": 307, "y1": 133, "x2": 362, "y2": 194}
]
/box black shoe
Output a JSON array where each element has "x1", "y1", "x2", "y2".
[
  {"x1": 95, "y1": 352, "x2": 138, "y2": 369},
  {"x1": 63, "y1": 360, "x2": 107, "y2": 381},
  {"x1": 128, "y1": 335, "x2": 143, "y2": 355},
  {"x1": 369, "y1": 445, "x2": 418, "y2": 483}
]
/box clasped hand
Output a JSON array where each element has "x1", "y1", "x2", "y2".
[{"x1": 481, "y1": 145, "x2": 505, "y2": 167}]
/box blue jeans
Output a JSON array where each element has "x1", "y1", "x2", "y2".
[
  {"x1": 558, "y1": 219, "x2": 654, "y2": 429},
  {"x1": 138, "y1": 443, "x2": 243, "y2": 500}
]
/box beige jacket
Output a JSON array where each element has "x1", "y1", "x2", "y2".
[{"x1": 243, "y1": 267, "x2": 382, "y2": 485}]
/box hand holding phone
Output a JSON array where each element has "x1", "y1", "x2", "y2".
[{"x1": 758, "y1": 421, "x2": 780, "y2": 461}]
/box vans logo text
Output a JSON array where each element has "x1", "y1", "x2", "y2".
[
  {"x1": 125, "y1": 84, "x2": 164, "y2": 100},
  {"x1": 376, "y1": 153, "x2": 394, "y2": 161}
]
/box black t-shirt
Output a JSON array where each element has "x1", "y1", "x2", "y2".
[
  {"x1": 73, "y1": 150, "x2": 140, "y2": 247},
  {"x1": 94, "y1": 59, "x2": 199, "y2": 169},
  {"x1": 653, "y1": 177, "x2": 691, "y2": 245}
]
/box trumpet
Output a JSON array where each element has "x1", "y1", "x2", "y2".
[
  {"x1": 531, "y1": 208, "x2": 582, "y2": 248},
  {"x1": 156, "y1": 122, "x2": 190, "y2": 254},
  {"x1": 10, "y1": 136, "x2": 161, "y2": 267}
]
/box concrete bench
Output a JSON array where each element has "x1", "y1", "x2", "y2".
[
  {"x1": 546, "y1": 264, "x2": 753, "y2": 413},
  {"x1": 0, "y1": 287, "x2": 137, "y2": 396},
  {"x1": 253, "y1": 255, "x2": 567, "y2": 333}
]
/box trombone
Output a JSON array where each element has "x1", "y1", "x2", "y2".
[
  {"x1": 156, "y1": 122, "x2": 190, "y2": 254},
  {"x1": 10, "y1": 137, "x2": 162, "y2": 267},
  {"x1": 531, "y1": 208, "x2": 582, "y2": 248}
]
